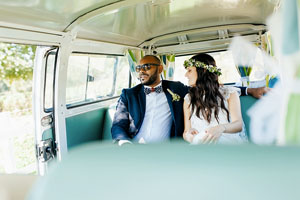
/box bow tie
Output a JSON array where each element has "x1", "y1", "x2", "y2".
[{"x1": 144, "y1": 85, "x2": 163, "y2": 95}]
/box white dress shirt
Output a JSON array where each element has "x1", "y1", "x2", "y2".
[{"x1": 134, "y1": 83, "x2": 172, "y2": 143}]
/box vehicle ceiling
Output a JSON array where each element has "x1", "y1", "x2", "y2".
[{"x1": 0, "y1": 0, "x2": 280, "y2": 51}]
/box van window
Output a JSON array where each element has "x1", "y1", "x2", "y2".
[
  {"x1": 66, "y1": 54, "x2": 129, "y2": 106},
  {"x1": 44, "y1": 52, "x2": 56, "y2": 111},
  {"x1": 174, "y1": 50, "x2": 265, "y2": 85}
]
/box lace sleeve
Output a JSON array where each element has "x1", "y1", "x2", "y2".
[{"x1": 219, "y1": 86, "x2": 240, "y2": 100}]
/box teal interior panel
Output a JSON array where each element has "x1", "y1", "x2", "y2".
[
  {"x1": 66, "y1": 108, "x2": 107, "y2": 149},
  {"x1": 42, "y1": 128, "x2": 53, "y2": 141},
  {"x1": 240, "y1": 95, "x2": 258, "y2": 140}
]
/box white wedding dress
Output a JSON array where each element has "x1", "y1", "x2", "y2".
[{"x1": 184, "y1": 86, "x2": 247, "y2": 144}]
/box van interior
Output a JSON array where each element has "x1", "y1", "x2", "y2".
[{"x1": 1, "y1": 0, "x2": 300, "y2": 199}]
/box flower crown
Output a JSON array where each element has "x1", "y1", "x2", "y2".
[{"x1": 183, "y1": 59, "x2": 222, "y2": 76}]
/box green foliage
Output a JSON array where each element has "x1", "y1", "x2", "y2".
[
  {"x1": 0, "y1": 43, "x2": 37, "y2": 174},
  {"x1": 0, "y1": 43, "x2": 35, "y2": 112},
  {"x1": 0, "y1": 43, "x2": 36, "y2": 85}
]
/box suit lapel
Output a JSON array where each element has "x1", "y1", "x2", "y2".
[{"x1": 162, "y1": 81, "x2": 175, "y2": 121}]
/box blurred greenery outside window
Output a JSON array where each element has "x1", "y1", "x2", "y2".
[
  {"x1": 66, "y1": 54, "x2": 129, "y2": 106},
  {"x1": 0, "y1": 43, "x2": 37, "y2": 174}
]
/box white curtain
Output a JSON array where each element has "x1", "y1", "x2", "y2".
[
  {"x1": 159, "y1": 55, "x2": 175, "y2": 80},
  {"x1": 127, "y1": 49, "x2": 145, "y2": 86}
]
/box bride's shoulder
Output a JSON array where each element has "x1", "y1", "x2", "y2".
[
  {"x1": 184, "y1": 93, "x2": 191, "y2": 103},
  {"x1": 219, "y1": 85, "x2": 240, "y2": 100}
]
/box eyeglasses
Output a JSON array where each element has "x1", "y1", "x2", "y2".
[{"x1": 135, "y1": 63, "x2": 160, "y2": 72}]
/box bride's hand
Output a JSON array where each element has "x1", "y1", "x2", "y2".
[
  {"x1": 183, "y1": 128, "x2": 199, "y2": 143},
  {"x1": 201, "y1": 125, "x2": 224, "y2": 144}
]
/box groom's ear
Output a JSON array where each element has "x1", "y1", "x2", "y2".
[{"x1": 158, "y1": 64, "x2": 163, "y2": 74}]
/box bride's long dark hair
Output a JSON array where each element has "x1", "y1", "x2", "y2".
[{"x1": 188, "y1": 53, "x2": 229, "y2": 123}]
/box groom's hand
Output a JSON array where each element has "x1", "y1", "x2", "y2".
[
  {"x1": 247, "y1": 87, "x2": 270, "y2": 99},
  {"x1": 118, "y1": 140, "x2": 132, "y2": 146}
]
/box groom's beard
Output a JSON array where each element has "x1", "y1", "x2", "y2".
[{"x1": 139, "y1": 68, "x2": 159, "y2": 86}]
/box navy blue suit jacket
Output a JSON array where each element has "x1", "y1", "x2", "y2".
[{"x1": 111, "y1": 80, "x2": 189, "y2": 142}]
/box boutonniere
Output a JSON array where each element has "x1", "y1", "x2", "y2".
[{"x1": 167, "y1": 89, "x2": 180, "y2": 102}]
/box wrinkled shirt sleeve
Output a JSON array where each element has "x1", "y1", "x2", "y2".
[{"x1": 111, "y1": 90, "x2": 131, "y2": 142}]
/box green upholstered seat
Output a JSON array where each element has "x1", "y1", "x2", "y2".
[
  {"x1": 65, "y1": 107, "x2": 112, "y2": 149},
  {"x1": 64, "y1": 95, "x2": 258, "y2": 148},
  {"x1": 240, "y1": 96, "x2": 258, "y2": 141},
  {"x1": 27, "y1": 142, "x2": 300, "y2": 200},
  {"x1": 102, "y1": 104, "x2": 115, "y2": 141}
]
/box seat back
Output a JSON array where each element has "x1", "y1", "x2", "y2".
[
  {"x1": 28, "y1": 143, "x2": 300, "y2": 200},
  {"x1": 66, "y1": 107, "x2": 110, "y2": 149},
  {"x1": 101, "y1": 104, "x2": 116, "y2": 141},
  {"x1": 240, "y1": 95, "x2": 258, "y2": 141}
]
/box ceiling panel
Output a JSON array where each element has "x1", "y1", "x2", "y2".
[
  {"x1": 77, "y1": 0, "x2": 280, "y2": 46},
  {"x1": 0, "y1": 0, "x2": 120, "y2": 31},
  {"x1": 0, "y1": 0, "x2": 280, "y2": 47}
]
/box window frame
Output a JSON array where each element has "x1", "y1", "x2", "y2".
[{"x1": 43, "y1": 49, "x2": 58, "y2": 113}]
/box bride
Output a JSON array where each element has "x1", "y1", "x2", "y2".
[{"x1": 183, "y1": 53, "x2": 247, "y2": 144}]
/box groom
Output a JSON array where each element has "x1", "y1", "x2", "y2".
[
  {"x1": 111, "y1": 55, "x2": 189, "y2": 145},
  {"x1": 111, "y1": 55, "x2": 268, "y2": 145}
]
